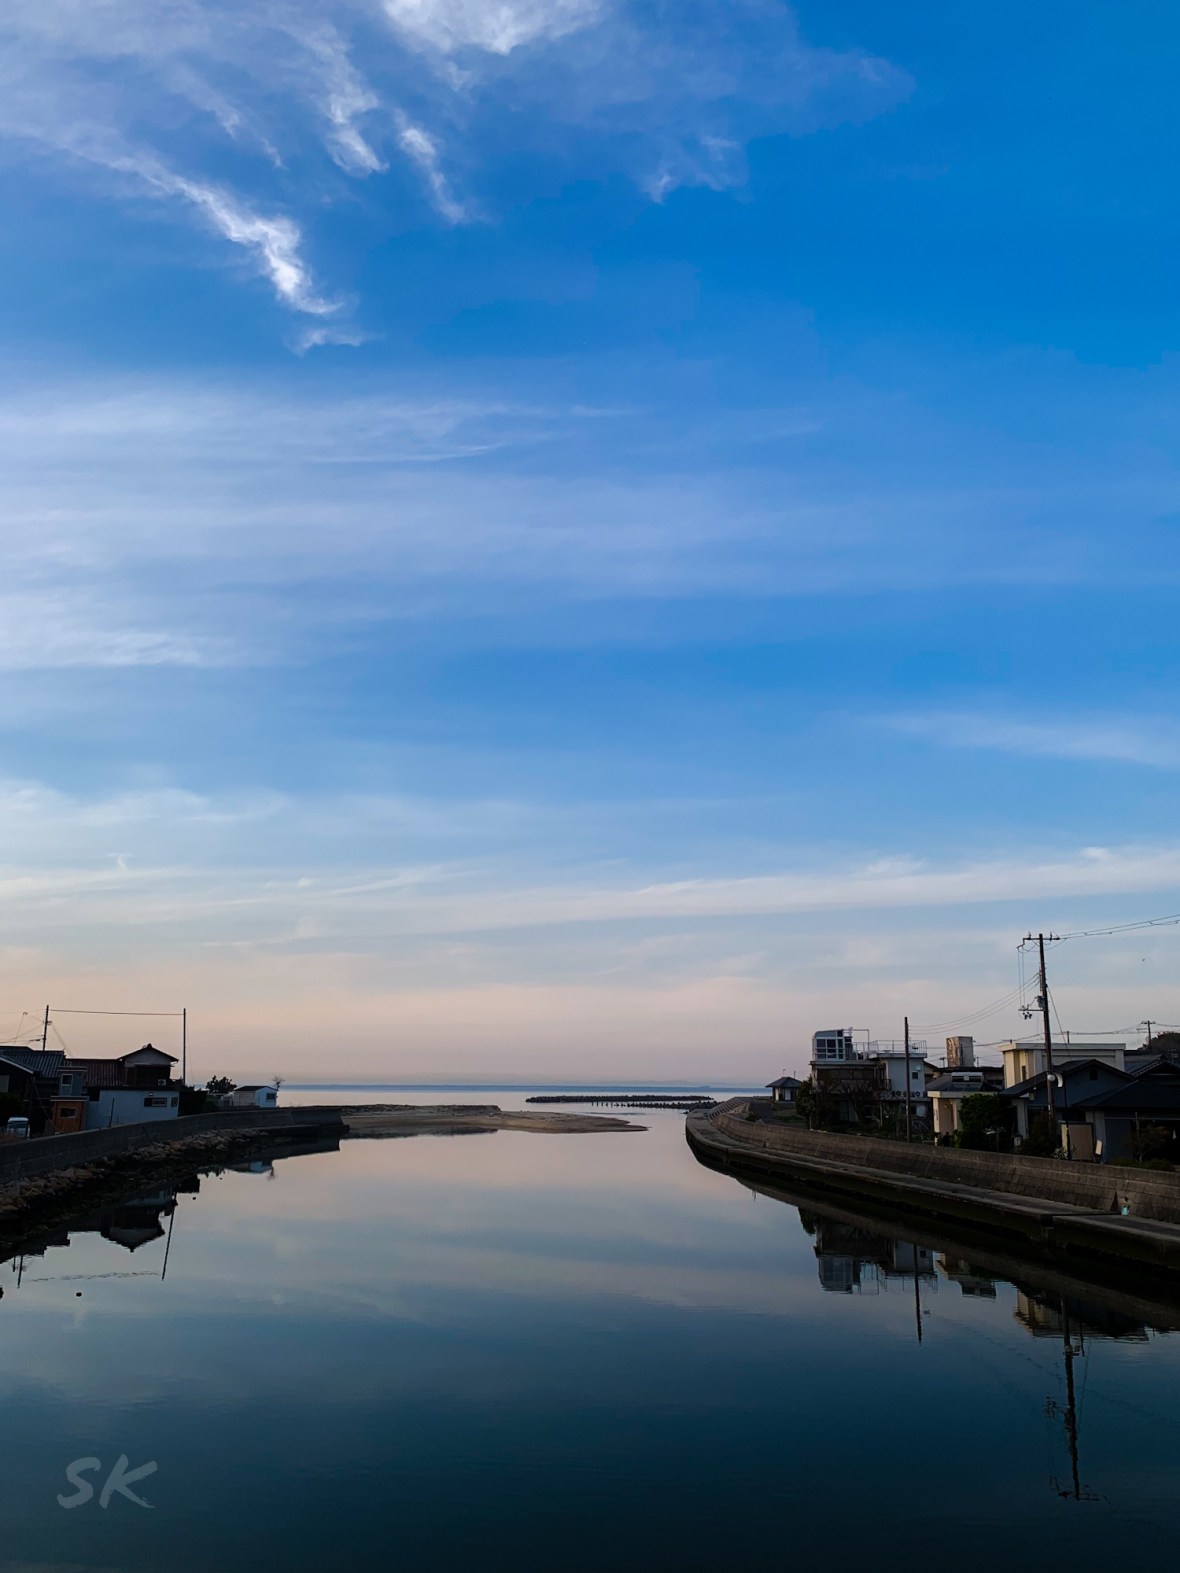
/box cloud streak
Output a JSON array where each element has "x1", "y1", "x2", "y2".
[
  {"x1": 0, "y1": 1, "x2": 907, "y2": 325},
  {"x1": 883, "y1": 711, "x2": 1180, "y2": 770}
]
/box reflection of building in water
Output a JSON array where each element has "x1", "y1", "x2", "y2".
[
  {"x1": 800, "y1": 1213, "x2": 936, "y2": 1295},
  {"x1": 1013, "y1": 1289, "x2": 1150, "y2": 1343},
  {"x1": 1, "y1": 1183, "x2": 185, "y2": 1290},
  {"x1": 939, "y1": 1256, "x2": 998, "y2": 1298}
]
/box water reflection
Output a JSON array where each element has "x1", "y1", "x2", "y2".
[
  {"x1": 1, "y1": 1105, "x2": 1179, "y2": 1571},
  {"x1": 0, "y1": 1128, "x2": 341, "y2": 1298},
  {"x1": 735, "y1": 1169, "x2": 1180, "y2": 1511}
]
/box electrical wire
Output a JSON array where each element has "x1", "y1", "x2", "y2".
[
  {"x1": 51, "y1": 1008, "x2": 183, "y2": 1018},
  {"x1": 1056, "y1": 910, "x2": 1180, "y2": 941},
  {"x1": 911, "y1": 982, "x2": 1029, "y2": 1035}
]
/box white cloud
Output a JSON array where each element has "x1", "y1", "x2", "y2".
[
  {"x1": 382, "y1": 0, "x2": 605, "y2": 56},
  {"x1": 4, "y1": 771, "x2": 1180, "y2": 939},
  {"x1": 883, "y1": 711, "x2": 1180, "y2": 770},
  {"x1": 395, "y1": 114, "x2": 469, "y2": 221},
  {"x1": 296, "y1": 23, "x2": 386, "y2": 174},
  {"x1": 130, "y1": 161, "x2": 340, "y2": 315},
  {"x1": 0, "y1": 0, "x2": 908, "y2": 327}
]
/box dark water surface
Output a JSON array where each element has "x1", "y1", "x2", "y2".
[{"x1": 5, "y1": 1087, "x2": 1180, "y2": 1573}]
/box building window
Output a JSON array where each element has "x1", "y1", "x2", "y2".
[
  {"x1": 170, "y1": 1096, "x2": 178, "y2": 1107},
  {"x1": 143, "y1": 1096, "x2": 168, "y2": 1108}
]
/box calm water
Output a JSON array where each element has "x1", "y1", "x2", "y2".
[{"x1": 4, "y1": 1086, "x2": 1180, "y2": 1573}]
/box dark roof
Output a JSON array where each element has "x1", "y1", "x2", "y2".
[
  {"x1": 63, "y1": 1058, "x2": 138, "y2": 1089},
  {"x1": 766, "y1": 1076, "x2": 802, "y2": 1090},
  {"x1": 0, "y1": 1048, "x2": 65, "y2": 1079},
  {"x1": 122, "y1": 1044, "x2": 178, "y2": 1063},
  {"x1": 999, "y1": 1059, "x2": 1129, "y2": 1101},
  {"x1": 1083, "y1": 1063, "x2": 1180, "y2": 1112}
]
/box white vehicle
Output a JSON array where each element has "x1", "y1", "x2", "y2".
[{"x1": 4, "y1": 1117, "x2": 29, "y2": 1140}]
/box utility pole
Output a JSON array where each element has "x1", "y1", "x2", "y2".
[
  {"x1": 904, "y1": 1015, "x2": 913, "y2": 1143},
  {"x1": 182, "y1": 1007, "x2": 187, "y2": 1086},
  {"x1": 1025, "y1": 933, "x2": 1060, "y2": 1131},
  {"x1": 1142, "y1": 1019, "x2": 1154, "y2": 1051},
  {"x1": 40, "y1": 1004, "x2": 49, "y2": 1053}
]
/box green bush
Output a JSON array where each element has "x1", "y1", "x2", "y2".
[
  {"x1": 1022, "y1": 1111, "x2": 1059, "y2": 1157},
  {"x1": 954, "y1": 1092, "x2": 1012, "y2": 1151}
]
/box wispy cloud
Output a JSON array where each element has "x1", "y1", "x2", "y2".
[
  {"x1": 126, "y1": 159, "x2": 340, "y2": 315},
  {"x1": 882, "y1": 711, "x2": 1180, "y2": 770},
  {"x1": 383, "y1": 0, "x2": 606, "y2": 56},
  {"x1": 395, "y1": 113, "x2": 469, "y2": 222},
  {"x1": 0, "y1": 1, "x2": 907, "y2": 327}
]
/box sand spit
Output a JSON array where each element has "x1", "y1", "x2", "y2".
[{"x1": 340, "y1": 1104, "x2": 645, "y2": 1137}]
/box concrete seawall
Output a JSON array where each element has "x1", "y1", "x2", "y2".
[
  {"x1": 0, "y1": 1108, "x2": 345, "y2": 1186},
  {"x1": 687, "y1": 1102, "x2": 1180, "y2": 1273}
]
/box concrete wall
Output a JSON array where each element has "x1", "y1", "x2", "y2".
[
  {"x1": 0, "y1": 1107, "x2": 345, "y2": 1186},
  {"x1": 85, "y1": 1087, "x2": 180, "y2": 1131},
  {"x1": 707, "y1": 1106, "x2": 1180, "y2": 1223}
]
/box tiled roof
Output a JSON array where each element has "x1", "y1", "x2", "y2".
[
  {"x1": 63, "y1": 1058, "x2": 128, "y2": 1089},
  {"x1": 0, "y1": 1048, "x2": 65, "y2": 1079}
]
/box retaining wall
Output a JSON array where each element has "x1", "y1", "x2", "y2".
[
  {"x1": 0, "y1": 1107, "x2": 345, "y2": 1185},
  {"x1": 706, "y1": 1106, "x2": 1180, "y2": 1223}
]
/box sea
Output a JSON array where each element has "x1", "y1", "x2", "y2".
[{"x1": 3, "y1": 1083, "x2": 1180, "y2": 1573}]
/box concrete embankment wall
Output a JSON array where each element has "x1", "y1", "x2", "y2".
[
  {"x1": 0, "y1": 1108, "x2": 345, "y2": 1186},
  {"x1": 697, "y1": 1105, "x2": 1180, "y2": 1224}
]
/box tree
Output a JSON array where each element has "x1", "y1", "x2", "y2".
[
  {"x1": 794, "y1": 1077, "x2": 816, "y2": 1126},
  {"x1": 1022, "y1": 1111, "x2": 1059, "y2": 1157},
  {"x1": 204, "y1": 1075, "x2": 236, "y2": 1098},
  {"x1": 1131, "y1": 1123, "x2": 1173, "y2": 1164},
  {"x1": 954, "y1": 1092, "x2": 1011, "y2": 1151},
  {"x1": 1147, "y1": 1032, "x2": 1180, "y2": 1060}
]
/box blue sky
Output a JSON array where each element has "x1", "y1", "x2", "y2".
[{"x1": 1, "y1": 0, "x2": 1178, "y2": 1079}]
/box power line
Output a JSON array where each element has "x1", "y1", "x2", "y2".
[
  {"x1": 911, "y1": 983, "x2": 1028, "y2": 1036},
  {"x1": 1057, "y1": 910, "x2": 1180, "y2": 941},
  {"x1": 51, "y1": 1008, "x2": 183, "y2": 1018}
]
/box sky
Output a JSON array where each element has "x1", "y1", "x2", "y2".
[{"x1": 1, "y1": 0, "x2": 1179, "y2": 1083}]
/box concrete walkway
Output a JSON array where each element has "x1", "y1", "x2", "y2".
[{"x1": 687, "y1": 1105, "x2": 1180, "y2": 1274}]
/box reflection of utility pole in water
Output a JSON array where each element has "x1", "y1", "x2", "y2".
[
  {"x1": 1047, "y1": 1299, "x2": 1096, "y2": 1502},
  {"x1": 160, "y1": 1201, "x2": 177, "y2": 1282},
  {"x1": 1061, "y1": 1302, "x2": 1081, "y2": 1501},
  {"x1": 913, "y1": 1247, "x2": 923, "y2": 1345}
]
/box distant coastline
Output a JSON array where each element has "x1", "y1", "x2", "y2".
[{"x1": 285, "y1": 1082, "x2": 764, "y2": 1093}]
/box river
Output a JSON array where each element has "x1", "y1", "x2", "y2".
[{"x1": 3, "y1": 1085, "x2": 1180, "y2": 1572}]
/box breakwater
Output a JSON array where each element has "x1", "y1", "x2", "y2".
[{"x1": 687, "y1": 1101, "x2": 1180, "y2": 1274}]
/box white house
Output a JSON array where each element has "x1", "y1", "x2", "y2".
[
  {"x1": 219, "y1": 1085, "x2": 279, "y2": 1110},
  {"x1": 61, "y1": 1044, "x2": 182, "y2": 1131},
  {"x1": 811, "y1": 1029, "x2": 862, "y2": 1066}
]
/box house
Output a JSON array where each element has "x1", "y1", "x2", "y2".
[
  {"x1": 998, "y1": 1039, "x2": 1125, "y2": 1088},
  {"x1": 0, "y1": 1048, "x2": 67, "y2": 1135},
  {"x1": 61, "y1": 1043, "x2": 181, "y2": 1131},
  {"x1": 866, "y1": 1048, "x2": 936, "y2": 1125},
  {"x1": 927, "y1": 1066, "x2": 1005, "y2": 1139},
  {"x1": 998, "y1": 1057, "x2": 1180, "y2": 1162},
  {"x1": 766, "y1": 1075, "x2": 802, "y2": 1108},
  {"x1": 219, "y1": 1085, "x2": 279, "y2": 1110},
  {"x1": 808, "y1": 1027, "x2": 935, "y2": 1127}
]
